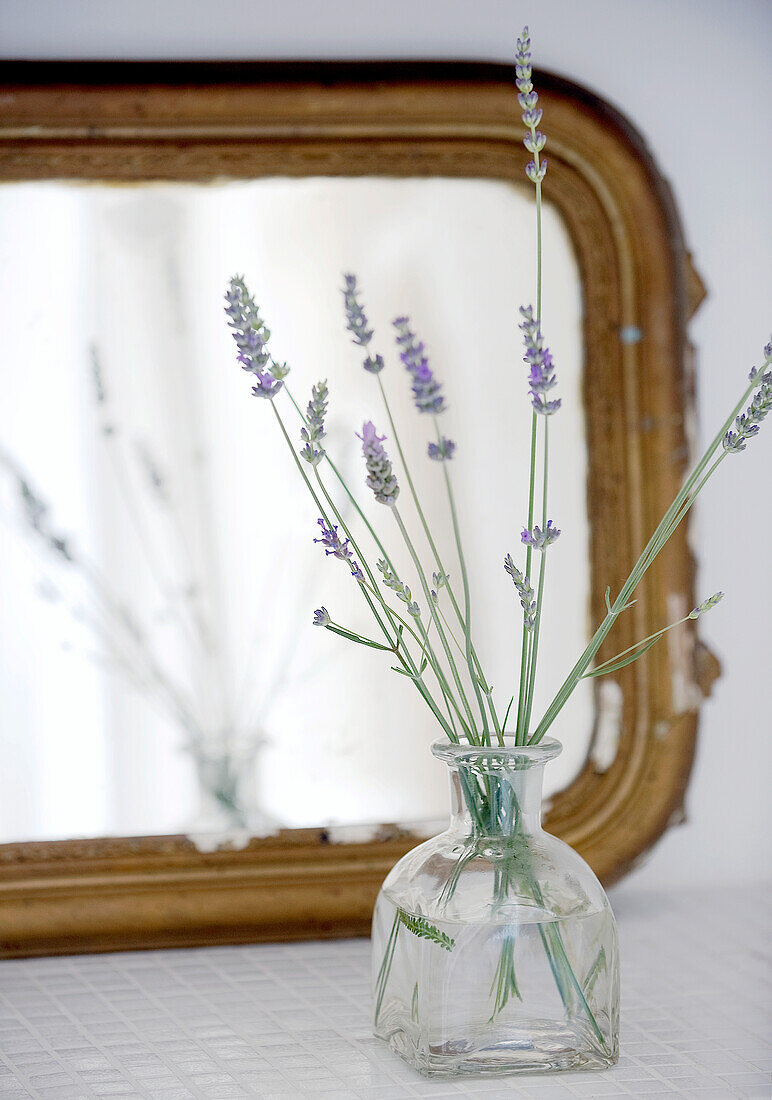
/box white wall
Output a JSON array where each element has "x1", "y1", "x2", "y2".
[{"x1": 2, "y1": 0, "x2": 770, "y2": 889}]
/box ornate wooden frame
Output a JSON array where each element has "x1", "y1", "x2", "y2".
[{"x1": 0, "y1": 61, "x2": 716, "y2": 957}]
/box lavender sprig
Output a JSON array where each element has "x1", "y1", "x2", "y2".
[
  {"x1": 342, "y1": 273, "x2": 385, "y2": 373},
  {"x1": 225, "y1": 276, "x2": 283, "y2": 400},
  {"x1": 504, "y1": 554, "x2": 536, "y2": 631},
  {"x1": 520, "y1": 306, "x2": 561, "y2": 415},
  {"x1": 515, "y1": 26, "x2": 547, "y2": 184},
  {"x1": 358, "y1": 421, "x2": 400, "y2": 505},
  {"x1": 377, "y1": 560, "x2": 421, "y2": 618},
  {"x1": 586, "y1": 591, "x2": 726, "y2": 680},
  {"x1": 300, "y1": 380, "x2": 328, "y2": 466},
  {"x1": 723, "y1": 369, "x2": 772, "y2": 453},
  {"x1": 313, "y1": 518, "x2": 364, "y2": 581},
  {"x1": 392, "y1": 318, "x2": 447, "y2": 414}
]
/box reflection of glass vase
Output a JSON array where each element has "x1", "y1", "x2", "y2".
[
  {"x1": 372, "y1": 737, "x2": 619, "y2": 1078},
  {"x1": 185, "y1": 736, "x2": 280, "y2": 843}
]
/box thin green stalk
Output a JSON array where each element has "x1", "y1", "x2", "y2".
[
  {"x1": 304, "y1": 416, "x2": 471, "y2": 740},
  {"x1": 523, "y1": 554, "x2": 547, "y2": 741},
  {"x1": 515, "y1": 412, "x2": 539, "y2": 744},
  {"x1": 522, "y1": 417, "x2": 550, "y2": 740},
  {"x1": 584, "y1": 614, "x2": 694, "y2": 677},
  {"x1": 515, "y1": 132, "x2": 546, "y2": 744},
  {"x1": 323, "y1": 621, "x2": 395, "y2": 651},
  {"x1": 374, "y1": 376, "x2": 493, "y2": 708},
  {"x1": 433, "y1": 417, "x2": 492, "y2": 742},
  {"x1": 392, "y1": 505, "x2": 480, "y2": 740},
  {"x1": 270, "y1": 402, "x2": 456, "y2": 737},
  {"x1": 312, "y1": 468, "x2": 407, "y2": 645},
  {"x1": 529, "y1": 362, "x2": 769, "y2": 744}
]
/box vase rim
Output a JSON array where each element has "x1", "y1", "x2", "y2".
[{"x1": 431, "y1": 735, "x2": 562, "y2": 766}]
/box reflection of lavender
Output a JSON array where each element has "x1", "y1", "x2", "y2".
[{"x1": 0, "y1": 343, "x2": 335, "y2": 837}]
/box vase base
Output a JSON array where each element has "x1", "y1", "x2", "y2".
[{"x1": 376, "y1": 1019, "x2": 618, "y2": 1078}]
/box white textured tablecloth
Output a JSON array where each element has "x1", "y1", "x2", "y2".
[{"x1": 0, "y1": 883, "x2": 769, "y2": 1099}]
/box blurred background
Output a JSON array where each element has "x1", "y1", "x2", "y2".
[{"x1": 0, "y1": 0, "x2": 770, "y2": 890}]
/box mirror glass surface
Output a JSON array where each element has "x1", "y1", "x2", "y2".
[{"x1": 0, "y1": 176, "x2": 590, "y2": 845}]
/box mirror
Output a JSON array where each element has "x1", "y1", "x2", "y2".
[
  {"x1": 0, "y1": 62, "x2": 711, "y2": 955},
  {"x1": 0, "y1": 175, "x2": 590, "y2": 844}
]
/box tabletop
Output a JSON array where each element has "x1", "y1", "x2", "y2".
[{"x1": 0, "y1": 882, "x2": 769, "y2": 1099}]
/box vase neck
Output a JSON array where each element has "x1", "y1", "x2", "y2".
[
  {"x1": 449, "y1": 762, "x2": 546, "y2": 836},
  {"x1": 431, "y1": 737, "x2": 561, "y2": 839}
]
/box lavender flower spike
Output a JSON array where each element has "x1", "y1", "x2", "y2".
[
  {"x1": 224, "y1": 276, "x2": 284, "y2": 400},
  {"x1": 504, "y1": 553, "x2": 536, "y2": 630},
  {"x1": 521, "y1": 520, "x2": 561, "y2": 551},
  {"x1": 689, "y1": 592, "x2": 724, "y2": 619},
  {"x1": 300, "y1": 380, "x2": 328, "y2": 466},
  {"x1": 358, "y1": 421, "x2": 400, "y2": 505},
  {"x1": 515, "y1": 26, "x2": 547, "y2": 183},
  {"x1": 378, "y1": 559, "x2": 420, "y2": 617},
  {"x1": 723, "y1": 362, "x2": 772, "y2": 453},
  {"x1": 313, "y1": 518, "x2": 364, "y2": 581},
  {"x1": 428, "y1": 437, "x2": 456, "y2": 462},
  {"x1": 520, "y1": 305, "x2": 561, "y2": 415},
  {"x1": 342, "y1": 274, "x2": 385, "y2": 373},
  {"x1": 393, "y1": 317, "x2": 447, "y2": 414},
  {"x1": 313, "y1": 607, "x2": 331, "y2": 627}
]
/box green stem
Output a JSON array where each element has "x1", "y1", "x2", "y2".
[
  {"x1": 584, "y1": 614, "x2": 694, "y2": 677},
  {"x1": 392, "y1": 505, "x2": 480, "y2": 740},
  {"x1": 522, "y1": 415, "x2": 550, "y2": 740},
  {"x1": 433, "y1": 417, "x2": 493, "y2": 742},
  {"x1": 523, "y1": 554, "x2": 547, "y2": 741},
  {"x1": 270, "y1": 402, "x2": 457, "y2": 740},
  {"x1": 323, "y1": 622, "x2": 394, "y2": 651},
  {"x1": 515, "y1": 412, "x2": 539, "y2": 744},
  {"x1": 374, "y1": 376, "x2": 494, "y2": 710},
  {"x1": 529, "y1": 360, "x2": 769, "y2": 744}
]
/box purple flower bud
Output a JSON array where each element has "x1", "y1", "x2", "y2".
[
  {"x1": 363, "y1": 354, "x2": 385, "y2": 374},
  {"x1": 521, "y1": 520, "x2": 561, "y2": 550},
  {"x1": 525, "y1": 159, "x2": 548, "y2": 184},
  {"x1": 358, "y1": 421, "x2": 400, "y2": 504},
  {"x1": 522, "y1": 107, "x2": 543, "y2": 128},
  {"x1": 251, "y1": 372, "x2": 283, "y2": 400},
  {"x1": 313, "y1": 607, "x2": 330, "y2": 627},
  {"x1": 523, "y1": 131, "x2": 546, "y2": 154},
  {"x1": 427, "y1": 437, "x2": 456, "y2": 461}
]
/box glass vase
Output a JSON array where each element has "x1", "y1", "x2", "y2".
[{"x1": 372, "y1": 737, "x2": 619, "y2": 1077}]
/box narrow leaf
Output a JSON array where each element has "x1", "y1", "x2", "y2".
[{"x1": 583, "y1": 636, "x2": 659, "y2": 677}]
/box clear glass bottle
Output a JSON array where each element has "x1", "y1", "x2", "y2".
[{"x1": 372, "y1": 737, "x2": 619, "y2": 1077}]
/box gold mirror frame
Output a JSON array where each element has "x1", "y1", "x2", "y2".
[{"x1": 0, "y1": 61, "x2": 717, "y2": 957}]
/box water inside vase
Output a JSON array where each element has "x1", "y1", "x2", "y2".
[{"x1": 373, "y1": 890, "x2": 618, "y2": 1077}]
